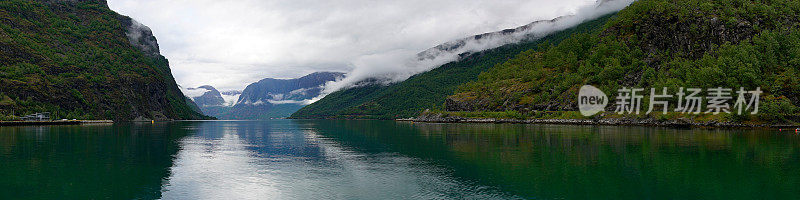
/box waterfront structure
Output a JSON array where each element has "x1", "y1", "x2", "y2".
[{"x1": 20, "y1": 112, "x2": 51, "y2": 121}]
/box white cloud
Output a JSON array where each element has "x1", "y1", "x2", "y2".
[
  {"x1": 107, "y1": 0, "x2": 602, "y2": 92},
  {"x1": 316, "y1": 0, "x2": 634, "y2": 101},
  {"x1": 182, "y1": 87, "x2": 210, "y2": 98},
  {"x1": 266, "y1": 99, "x2": 310, "y2": 105},
  {"x1": 220, "y1": 93, "x2": 240, "y2": 107}
]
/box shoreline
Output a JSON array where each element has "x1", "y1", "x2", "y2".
[
  {"x1": 399, "y1": 115, "x2": 800, "y2": 129},
  {"x1": 0, "y1": 120, "x2": 114, "y2": 127}
]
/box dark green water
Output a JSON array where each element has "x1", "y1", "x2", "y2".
[{"x1": 1, "y1": 120, "x2": 799, "y2": 199}]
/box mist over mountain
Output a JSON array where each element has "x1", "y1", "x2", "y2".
[
  {"x1": 296, "y1": 0, "x2": 800, "y2": 125},
  {"x1": 441, "y1": 0, "x2": 800, "y2": 123},
  {"x1": 292, "y1": 0, "x2": 629, "y2": 119},
  {"x1": 187, "y1": 85, "x2": 225, "y2": 107},
  {"x1": 190, "y1": 72, "x2": 343, "y2": 119},
  {"x1": 221, "y1": 91, "x2": 241, "y2": 96},
  {"x1": 238, "y1": 72, "x2": 344, "y2": 105},
  {"x1": 320, "y1": 0, "x2": 635, "y2": 98}
]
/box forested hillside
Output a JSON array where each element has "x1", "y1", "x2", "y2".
[
  {"x1": 448, "y1": 0, "x2": 800, "y2": 122},
  {"x1": 0, "y1": 0, "x2": 209, "y2": 120},
  {"x1": 291, "y1": 15, "x2": 614, "y2": 119}
]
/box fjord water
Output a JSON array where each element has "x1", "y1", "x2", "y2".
[{"x1": 1, "y1": 121, "x2": 799, "y2": 199}]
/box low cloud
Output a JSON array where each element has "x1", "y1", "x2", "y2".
[
  {"x1": 108, "y1": 0, "x2": 605, "y2": 92},
  {"x1": 182, "y1": 87, "x2": 211, "y2": 98},
  {"x1": 267, "y1": 99, "x2": 313, "y2": 105},
  {"x1": 317, "y1": 0, "x2": 634, "y2": 101}
]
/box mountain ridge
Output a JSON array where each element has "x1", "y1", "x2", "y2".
[
  {"x1": 238, "y1": 71, "x2": 344, "y2": 105},
  {"x1": 191, "y1": 71, "x2": 343, "y2": 119},
  {"x1": 291, "y1": 13, "x2": 616, "y2": 119}
]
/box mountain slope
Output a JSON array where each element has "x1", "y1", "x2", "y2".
[
  {"x1": 184, "y1": 96, "x2": 203, "y2": 115},
  {"x1": 188, "y1": 85, "x2": 225, "y2": 107},
  {"x1": 0, "y1": 0, "x2": 208, "y2": 120},
  {"x1": 238, "y1": 72, "x2": 344, "y2": 105},
  {"x1": 291, "y1": 14, "x2": 614, "y2": 119},
  {"x1": 447, "y1": 0, "x2": 800, "y2": 122},
  {"x1": 184, "y1": 85, "x2": 228, "y2": 117}
]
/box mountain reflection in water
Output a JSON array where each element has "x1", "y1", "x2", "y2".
[{"x1": 2, "y1": 120, "x2": 799, "y2": 199}]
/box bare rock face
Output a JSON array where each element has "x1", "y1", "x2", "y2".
[
  {"x1": 444, "y1": 97, "x2": 473, "y2": 112},
  {"x1": 616, "y1": 15, "x2": 756, "y2": 60},
  {"x1": 122, "y1": 19, "x2": 161, "y2": 57}
]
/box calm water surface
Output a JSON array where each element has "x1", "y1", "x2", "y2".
[{"x1": 1, "y1": 120, "x2": 800, "y2": 199}]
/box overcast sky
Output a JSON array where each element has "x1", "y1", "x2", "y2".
[{"x1": 108, "y1": 0, "x2": 598, "y2": 92}]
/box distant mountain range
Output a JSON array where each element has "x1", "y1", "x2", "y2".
[
  {"x1": 238, "y1": 72, "x2": 344, "y2": 105},
  {"x1": 188, "y1": 72, "x2": 343, "y2": 119}
]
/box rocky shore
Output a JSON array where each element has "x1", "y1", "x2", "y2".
[
  {"x1": 0, "y1": 120, "x2": 113, "y2": 126},
  {"x1": 402, "y1": 113, "x2": 800, "y2": 129}
]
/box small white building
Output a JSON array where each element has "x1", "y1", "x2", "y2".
[{"x1": 20, "y1": 112, "x2": 51, "y2": 121}]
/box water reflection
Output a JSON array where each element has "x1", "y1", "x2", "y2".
[
  {"x1": 0, "y1": 123, "x2": 193, "y2": 199},
  {"x1": 2, "y1": 120, "x2": 800, "y2": 199},
  {"x1": 305, "y1": 121, "x2": 800, "y2": 199},
  {"x1": 161, "y1": 120, "x2": 514, "y2": 199}
]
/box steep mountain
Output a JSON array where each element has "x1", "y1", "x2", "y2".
[
  {"x1": 196, "y1": 72, "x2": 343, "y2": 119},
  {"x1": 188, "y1": 85, "x2": 225, "y2": 107},
  {"x1": 291, "y1": 14, "x2": 615, "y2": 119},
  {"x1": 0, "y1": 0, "x2": 209, "y2": 120},
  {"x1": 447, "y1": 0, "x2": 800, "y2": 123},
  {"x1": 183, "y1": 85, "x2": 228, "y2": 117}
]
